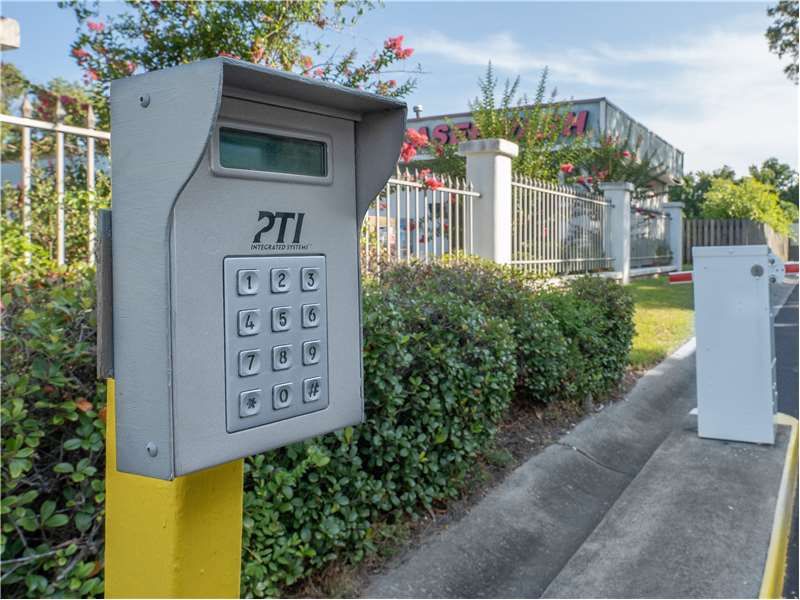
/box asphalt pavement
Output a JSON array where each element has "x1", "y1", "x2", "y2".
[{"x1": 774, "y1": 281, "x2": 798, "y2": 599}]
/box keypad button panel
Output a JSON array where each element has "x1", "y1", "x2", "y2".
[{"x1": 224, "y1": 255, "x2": 329, "y2": 433}]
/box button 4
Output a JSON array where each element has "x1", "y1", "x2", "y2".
[{"x1": 238, "y1": 309, "x2": 262, "y2": 336}]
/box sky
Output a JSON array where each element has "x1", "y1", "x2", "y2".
[{"x1": 2, "y1": 1, "x2": 798, "y2": 176}]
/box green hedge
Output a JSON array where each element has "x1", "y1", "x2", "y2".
[{"x1": 1, "y1": 251, "x2": 634, "y2": 598}]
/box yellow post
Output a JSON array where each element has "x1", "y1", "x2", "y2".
[{"x1": 104, "y1": 379, "x2": 244, "y2": 598}]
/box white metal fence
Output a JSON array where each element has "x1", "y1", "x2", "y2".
[
  {"x1": 360, "y1": 168, "x2": 480, "y2": 272},
  {"x1": 1, "y1": 98, "x2": 108, "y2": 265},
  {"x1": 630, "y1": 198, "x2": 672, "y2": 268},
  {"x1": 510, "y1": 174, "x2": 612, "y2": 274}
]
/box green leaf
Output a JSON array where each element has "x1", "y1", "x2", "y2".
[{"x1": 45, "y1": 514, "x2": 69, "y2": 528}]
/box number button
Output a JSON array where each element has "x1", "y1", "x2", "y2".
[
  {"x1": 301, "y1": 267, "x2": 320, "y2": 291},
  {"x1": 271, "y1": 307, "x2": 291, "y2": 332},
  {"x1": 272, "y1": 345, "x2": 292, "y2": 371},
  {"x1": 273, "y1": 383, "x2": 293, "y2": 410},
  {"x1": 238, "y1": 309, "x2": 261, "y2": 336},
  {"x1": 237, "y1": 270, "x2": 259, "y2": 295},
  {"x1": 302, "y1": 340, "x2": 321, "y2": 365},
  {"x1": 238, "y1": 349, "x2": 261, "y2": 377},
  {"x1": 303, "y1": 377, "x2": 322, "y2": 403},
  {"x1": 239, "y1": 389, "x2": 262, "y2": 417},
  {"x1": 270, "y1": 268, "x2": 290, "y2": 293},
  {"x1": 301, "y1": 303, "x2": 321, "y2": 328}
]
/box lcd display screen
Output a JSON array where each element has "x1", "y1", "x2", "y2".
[{"x1": 219, "y1": 127, "x2": 328, "y2": 177}]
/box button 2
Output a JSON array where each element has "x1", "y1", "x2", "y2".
[
  {"x1": 302, "y1": 340, "x2": 321, "y2": 365},
  {"x1": 301, "y1": 303, "x2": 321, "y2": 328},
  {"x1": 270, "y1": 268, "x2": 290, "y2": 293},
  {"x1": 237, "y1": 270, "x2": 259, "y2": 295},
  {"x1": 271, "y1": 307, "x2": 291, "y2": 332},
  {"x1": 239, "y1": 389, "x2": 262, "y2": 417},
  {"x1": 238, "y1": 349, "x2": 261, "y2": 377},
  {"x1": 273, "y1": 383, "x2": 293, "y2": 409},
  {"x1": 238, "y1": 309, "x2": 261, "y2": 336},
  {"x1": 301, "y1": 267, "x2": 320, "y2": 291},
  {"x1": 272, "y1": 345, "x2": 292, "y2": 371}
]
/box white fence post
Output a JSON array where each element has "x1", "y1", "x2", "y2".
[
  {"x1": 87, "y1": 104, "x2": 97, "y2": 265},
  {"x1": 663, "y1": 201, "x2": 684, "y2": 269},
  {"x1": 55, "y1": 98, "x2": 66, "y2": 265},
  {"x1": 599, "y1": 181, "x2": 633, "y2": 283},
  {"x1": 458, "y1": 138, "x2": 518, "y2": 264},
  {"x1": 21, "y1": 96, "x2": 32, "y2": 264}
]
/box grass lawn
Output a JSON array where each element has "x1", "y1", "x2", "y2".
[{"x1": 628, "y1": 275, "x2": 695, "y2": 370}]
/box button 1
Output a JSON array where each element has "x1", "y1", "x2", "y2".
[
  {"x1": 237, "y1": 269, "x2": 259, "y2": 295},
  {"x1": 301, "y1": 267, "x2": 321, "y2": 291},
  {"x1": 238, "y1": 309, "x2": 262, "y2": 336},
  {"x1": 270, "y1": 268, "x2": 290, "y2": 293},
  {"x1": 303, "y1": 377, "x2": 322, "y2": 403},
  {"x1": 272, "y1": 344, "x2": 293, "y2": 371},
  {"x1": 301, "y1": 303, "x2": 321, "y2": 328},
  {"x1": 273, "y1": 383, "x2": 293, "y2": 410},
  {"x1": 302, "y1": 340, "x2": 321, "y2": 365},
  {"x1": 271, "y1": 306, "x2": 291, "y2": 332},
  {"x1": 239, "y1": 389, "x2": 262, "y2": 417},
  {"x1": 238, "y1": 349, "x2": 261, "y2": 377}
]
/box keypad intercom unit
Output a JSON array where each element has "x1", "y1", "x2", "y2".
[{"x1": 109, "y1": 58, "x2": 406, "y2": 479}]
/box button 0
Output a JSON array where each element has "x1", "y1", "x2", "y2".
[
  {"x1": 302, "y1": 340, "x2": 321, "y2": 365},
  {"x1": 301, "y1": 303, "x2": 321, "y2": 328},
  {"x1": 301, "y1": 267, "x2": 321, "y2": 291},
  {"x1": 270, "y1": 268, "x2": 290, "y2": 293},
  {"x1": 303, "y1": 377, "x2": 322, "y2": 403},
  {"x1": 273, "y1": 383, "x2": 293, "y2": 410},
  {"x1": 238, "y1": 309, "x2": 262, "y2": 336},
  {"x1": 238, "y1": 349, "x2": 261, "y2": 376},
  {"x1": 239, "y1": 389, "x2": 262, "y2": 417},
  {"x1": 271, "y1": 306, "x2": 291, "y2": 332},
  {"x1": 237, "y1": 269, "x2": 259, "y2": 295},
  {"x1": 272, "y1": 344, "x2": 293, "y2": 371}
]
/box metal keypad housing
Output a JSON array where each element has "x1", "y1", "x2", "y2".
[{"x1": 224, "y1": 255, "x2": 329, "y2": 432}]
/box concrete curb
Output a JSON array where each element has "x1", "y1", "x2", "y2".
[{"x1": 760, "y1": 413, "x2": 799, "y2": 600}]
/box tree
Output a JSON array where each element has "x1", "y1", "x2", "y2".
[
  {"x1": 60, "y1": 0, "x2": 420, "y2": 124},
  {"x1": 748, "y1": 157, "x2": 799, "y2": 205},
  {"x1": 766, "y1": 1, "x2": 799, "y2": 84},
  {"x1": 468, "y1": 63, "x2": 589, "y2": 181},
  {"x1": 668, "y1": 166, "x2": 736, "y2": 217},
  {"x1": 701, "y1": 177, "x2": 795, "y2": 236}
]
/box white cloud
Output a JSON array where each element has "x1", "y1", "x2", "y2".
[{"x1": 410, "y1": 16, "x2": 798, "y2": 175}]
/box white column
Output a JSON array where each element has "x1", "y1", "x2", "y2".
[
  {"x1": 600, "y1": 181, "x2": 633, "y2": 284},
  {"x1": 457, "y1": 138, "x2": 518, "y2": 264},
  {"x1": 663, "y1": 201, "x2": 684, "y2": 270}
]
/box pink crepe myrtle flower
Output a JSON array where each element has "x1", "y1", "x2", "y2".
[
  {"x1": 397, "y1": 47, "x2": 414, "y2": 59},
  {"x1": 576, "y1": 176, "x2": 585, "y2": 184},
  {"x1": 423, "y1": 176, "x2": 443, "y2": 190},
  {"x1": 405, "y1": 128, "x2": 428, "y2": 148},
  {"x1": 301, "y1": 55, "x2": 313, "y2": 70},
  {"x1": 87, "y1": 21, "x2": 105, "y2": 32},
  {"x1": 400, "y1": 142, "x2": 417, "y2": 163},
  {"x1": 125, "y1": 61, "x2": 137, "y2": 74},
  {"x1": 560, "y1": 163, "x2": 574, "y2": 174},
  {"x1": 384, "y1": 35, "x2": 404, "y2": 52},
  {"x1": 313, "y1": 67, "x2": 325, "y2": 78},
  {"x1": 387, "y1": 79, "x2": 397, "y2": 88},
  {"x1": 622, "y1": 150, "x2": 632, "y2": 158},
  {"x1": 72, "y1": 48, "x2": 90, "y2": 59}
]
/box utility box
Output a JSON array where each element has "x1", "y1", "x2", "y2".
[
  {"x1": 109, "y1": 58, "x2": 406, "y2": 479},
  {"x1": 693, "y1": 245, "x2": 781, "y2": 444}
]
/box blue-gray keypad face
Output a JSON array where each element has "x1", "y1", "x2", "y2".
[{"x1": 224, "y1": 256, "x2": 329, "y2": 432}]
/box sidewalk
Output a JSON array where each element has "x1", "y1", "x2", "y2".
[{"x1": 363, "y1": 337, "x2": 796, "y2": 598}]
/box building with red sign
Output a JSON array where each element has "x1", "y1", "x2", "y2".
[{"x1": 408, "y1": 97, "x2": 684, "y2": 191}]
